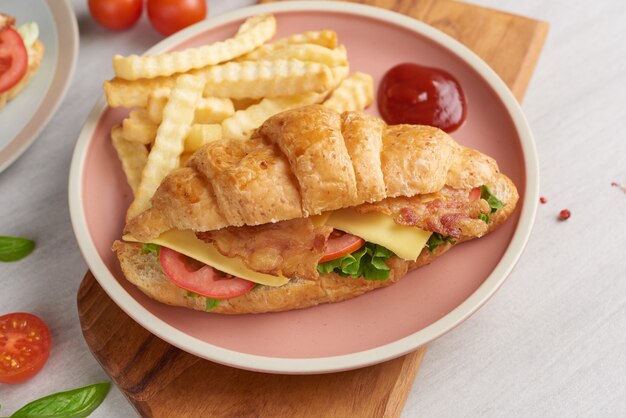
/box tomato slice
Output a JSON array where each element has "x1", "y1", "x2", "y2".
[
  {"x1": 319, "y1": 232, "x2": 365, "y2": 263},
  {"x1": 0, "y1": 312, "x2": 51, "y2": 384},
  {"x1": 469, "y1": 187, "x2": 481, "y2": 202},
  {"x1": 0, "y1": 27, "x2": 28, "y2": 93},
  {"x1": 159, "y1": 247, "x2": 255, "y2": 299}
]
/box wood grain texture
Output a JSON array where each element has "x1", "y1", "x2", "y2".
[
  {"x1": 78, "y1": 272, "x2": 425, "y2": 418},
  {"x1": 77, "y1": 1, "x2": 547, "y2": 416}
]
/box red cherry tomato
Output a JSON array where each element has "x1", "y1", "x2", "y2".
[
  {"x1": 320, "y1": 232, "x2": 365, "y2": 263},
  {"x1": 159, "y1": 247, "x2": 255, "y2": 299},
  {"x1": 88, "y1": 0, "x2": 143, "y2": 31},
  {"x1": 147, "y1": 0, "x2": 207, "y2": 36},
  {"x1": 0, "y1": 27, "x2": 28, "y2": 93},
  {"x1": 0, "y1": 312, "x2": 52, "y2": 384}
]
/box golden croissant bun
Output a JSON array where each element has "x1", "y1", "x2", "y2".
[
  {"x1": 125, "y1": 105, "x2": 513, "y2": 240},
  {"x1": 116, "y1": 105, "x2": 519, "y2": 314}
]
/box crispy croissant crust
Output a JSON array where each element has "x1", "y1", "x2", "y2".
[{"x1": 125, "y1": 105, "x2": 506, "y2": 240}]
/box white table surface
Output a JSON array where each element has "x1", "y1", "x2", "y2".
[{"x1": 1, "y1": 0, "x2": 625, "y2": 416}]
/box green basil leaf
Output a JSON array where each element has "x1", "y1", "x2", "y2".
[
  {"x1": 186, "y1": 291, "x2": 200, "y2": 298},
  {"x1": 205, "y1": 298, "x2": 220, "y2": 312},
  {"x1": 141, "y1": 243, "x2": 160, "y2": 255},
  {"x1": 10, "y1": 382, "x2": 110, "y2": 418},
  {"x1": 0, "y1": 236, "x2": 35, "y2": 262},
  {"x1": 478, "y1": 213, "x2": 490, "y2": 223},
  {"x1": 480, "y1": 185, "x2": 504, "y2": 213}
]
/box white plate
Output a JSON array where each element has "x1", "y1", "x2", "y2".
[{"x1": 0, "y1": 0, "x2": 78, "y2": 172}]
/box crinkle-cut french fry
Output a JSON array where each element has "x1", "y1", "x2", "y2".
[
  {"x1": 193, "y1": 97, "x2": 235, "y2": 124},
  {"x1": 221, "y1": 92, "x2": 326, "y2": 140},
  {"x1": 184, "y1": 124, "x2": 222, "y2": 152},
  {"x1": 106, "y1": 58, "x2": 332, "y2": 107},
  {"x1": 111, "y1": 125, "x2": 148, "y2": 193},
  {"x1": 122, "y1": 109, "x2": 158, "y2": 144},
  {"x1": 127, "y1": 74, "x2": 204, "y2": 220},
  {"x1": 323, "y1": 72, "x2": 374, "y2": 113},
  {"x1": 113, "y1": 14, "x2": 276, "y2": 80},
  {"x1": 146, "y1": 88, "x2": 170, "y2": 124},
  {"x1": 104, "y1": 76, "x2": 175, "y2": 108},
  {"x1": 231, "y1": 97, "x2": 262, "y2": 110},
  {"x1": 329, "y1": 65, "x2": 350, "y2": 89},
  {"x1": 241, "y1": 30, "x2": 338, "y2": 61},
  {"x1": 147, "y1": 89, "x2": 234, "y2": 124},
  {"x1": 201, "y1": 59, "x2": 334, "y2": 99},
  {"x1": 237, "y1": 43, "x2": 348, "y2": 67}
]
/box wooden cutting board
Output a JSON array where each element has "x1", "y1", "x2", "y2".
[{"x1": 77, "y1": 1, "x2": 548, "y2": 416}]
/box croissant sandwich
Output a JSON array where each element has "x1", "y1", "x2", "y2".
[{"x1": 114, "y1": 105, "x2": 519, "y2": 314}]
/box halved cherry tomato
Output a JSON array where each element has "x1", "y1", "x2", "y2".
[
  {"x1": 0, "y1": 27, "x2": 28, "y2": 93},
  {"x1": 88, "y1": 0, "x2": 143, "y2": 31},
  {"x1": 159, "y1": 247, "x2": 255, "y2": 299},
  {"x1": 0, "y1": 312, "x2": 51, "y2": 384},
  {"x1": 147, "y1": 0, "x2": 207, "y2": 36},
  {"x1": 469, "y1": 187, "x2": 481, "y2": 202},
  {"x1": 319, "y1": 232, "x2": 365, "y2": 263}
]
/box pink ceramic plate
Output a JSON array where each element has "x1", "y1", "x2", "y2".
[{"x1": 69, "y1": 2, "x2": 538, "y2": 374}]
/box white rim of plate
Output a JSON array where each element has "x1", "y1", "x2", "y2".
[
  {"x1": 69, "y1": 1, "x2": 539, "y2": 374},
  {"x1": 0, "y1": 0, "x2": 79, "y2": 173}
]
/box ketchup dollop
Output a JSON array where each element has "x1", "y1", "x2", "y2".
[{"x1": 377, "y1": 63, "x2": 467, "y2": 132}]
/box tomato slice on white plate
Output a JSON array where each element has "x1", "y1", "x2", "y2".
[
  {"x1": 0, "y1": 27, "x2": 28, "y2": 93},
  {"x1": 159, "y1": 247, "x2": 255, "y2": 299},
  {"x1": 320, "y1": 232, "x2": 365, "y2": 262}
]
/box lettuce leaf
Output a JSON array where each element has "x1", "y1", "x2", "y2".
[
  {"x1": 426, "y1": 233, "x2": 456, "y2": 252},
  {"x1": 480, "y1": 185, "x2": 504, "y2": 213},
  {"x1": 317, "y1": 243, "x2": 394, "y2": 280},
  {"x1": 141, "y1": 243, "x2": 160, "y2": 255}
]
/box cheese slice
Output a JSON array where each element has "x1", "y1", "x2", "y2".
[
  {"x1": 311, "y1": 211, "x2": 331, "y2": 227},
  {"x1": 123, "y1": 229, "x2": 289, "y2": 287},
  {"x1": 325, "y1": 208, "x2": 431, "y2": 261}
]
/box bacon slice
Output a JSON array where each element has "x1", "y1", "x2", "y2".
[
  {"x1": 197, "y1": 218, "x2": 332, "y2": 281},
  {"x1": 198, "y1": 187, "x2": 490, "y2": 279},
  {"x1": 356, "y1": 187, "x2": 491, "y2": 239}
]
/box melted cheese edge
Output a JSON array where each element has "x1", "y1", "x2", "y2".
[
  {"x1": 123, "y1": 230, "x2": 290, "y2": 287},
  {"x1": 325, "y1": 208, "x2": 431, "y2": 261}
]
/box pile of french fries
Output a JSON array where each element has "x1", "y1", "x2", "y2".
[{"x1": 105, "y1": 14, "x2": 374, "y2": 221}]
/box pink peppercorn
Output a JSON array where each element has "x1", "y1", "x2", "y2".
[{"x1": 559, "y1": 209, "x2": 571, "y2": 221}]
